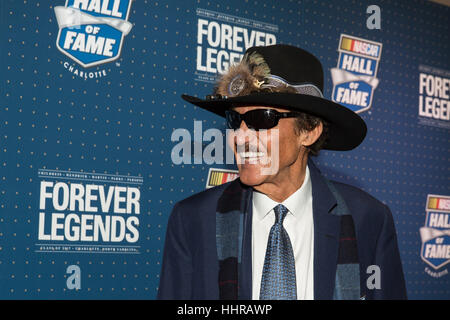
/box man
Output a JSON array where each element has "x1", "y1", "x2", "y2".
[{"x1": 158, "y1": 44, "x2": 407, "y2": 300}]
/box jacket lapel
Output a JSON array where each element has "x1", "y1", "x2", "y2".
[{"x1": 308, "y1": 159, "x2": 341, "y2": 300}]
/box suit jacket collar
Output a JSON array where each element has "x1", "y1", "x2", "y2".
[{"x1": 308, "y1": 158, "x2": 341, "y2": 299}]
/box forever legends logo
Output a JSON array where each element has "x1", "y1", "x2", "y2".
[{"x1": 54, "y1": 0, "x2": 133, "y2": 79}]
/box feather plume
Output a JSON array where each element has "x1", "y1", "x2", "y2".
[
  {"x1": 215, "y1": 52, "x2": 271, "y2": 97},
  {"x1": 246, "y1": 52, "x2": 270, "y2": 79}
]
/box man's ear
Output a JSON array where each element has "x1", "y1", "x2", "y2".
[{"x1": 301, "y1": 122, "x2": 323, "y2": 147}]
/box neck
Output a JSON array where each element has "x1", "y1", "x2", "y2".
[{"x1": 253, "y1": 152, "x2": 309, "y2": 203}]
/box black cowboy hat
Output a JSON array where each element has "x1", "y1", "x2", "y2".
[{"x1": 182, "y1": 44, "x2": 367, "y2": 151}]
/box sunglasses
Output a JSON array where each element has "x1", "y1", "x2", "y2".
[{"x1": 225, "y1": 109, "x2": 301, "y2": 131}]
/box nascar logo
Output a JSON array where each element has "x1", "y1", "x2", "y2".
[
  {"x1": 340, "y1": 36, "x2": 381, "y2": 58},
  {"x1": 206, "y1": 168, "x2": 239, "y2": 189},
  {"x1": 420, "y1": 194, "x2": 450, "y2": 272},
  {"x1": 331, "y1": 34, "x2": 382, "y2": 113},
  {"x1": 55, "y1": 0, "x2": 133, "y2": 68}
]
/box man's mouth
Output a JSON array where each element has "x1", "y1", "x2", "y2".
[
  {"x1": 239, "y1": 151, "x2": 265, "y2": 158},
  {"x1": 237, "y1": 151, "x2": 268, "y2": 164}
]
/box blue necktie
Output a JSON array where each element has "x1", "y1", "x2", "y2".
[{"x1": 260, "y1": 204, "x2": 297, "y2": 300}]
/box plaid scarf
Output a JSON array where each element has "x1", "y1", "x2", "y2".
[{"x1": 216, "y1": 178, "x2": 360, "y2": 300}]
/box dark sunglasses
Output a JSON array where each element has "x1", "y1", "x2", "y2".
[{"x1": 225, "y1": 109, "x2": 301, "y2": 131}]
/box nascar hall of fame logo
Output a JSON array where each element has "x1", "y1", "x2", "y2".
[
  {"x1": 420, "y1": 194, "x2": 450, "y2": 278},
  {"x1": 54, "y1": 0, "x2": 133, "y2": 79},
  {"x1": 36, "y1": 169, "x2": 143, "y2": 254},
  {"x1": 206, "y1": 168, "x2": 239, "y2": 189},
  {"x1": 331, "y1": 34, "x2": 382, "y2": 113}
]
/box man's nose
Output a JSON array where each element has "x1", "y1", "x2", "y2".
[
  {"x1": 239, "y1": 119, "x2": 249, "y2": 131},
  {"x1": 234, "y1": 120, "x2": 258, "y2": 146}
]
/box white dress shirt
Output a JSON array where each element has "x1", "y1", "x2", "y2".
[{"x1": 251, "y1": 165, "x2": 314, "y2": 300}]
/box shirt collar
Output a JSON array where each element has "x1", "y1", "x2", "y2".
[{"x1": 252, "y1": 165, "x2": 312, "y2": 221}]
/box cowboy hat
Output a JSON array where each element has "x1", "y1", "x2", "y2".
[{"x1": 182, "y1": 44, "x2": 367, "y2": 151}]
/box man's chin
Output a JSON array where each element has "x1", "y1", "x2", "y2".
[{"x1": 237, "y1": 165, "x2": 271, "y2": 187}]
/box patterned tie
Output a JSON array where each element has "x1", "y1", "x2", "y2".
[{"x1": 260, "y1": 204, "x2": 297, "y2": 300}]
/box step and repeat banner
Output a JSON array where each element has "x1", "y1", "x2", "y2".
[{"x1": 0, "y1": 0, "x2": 449, "y2": 299}]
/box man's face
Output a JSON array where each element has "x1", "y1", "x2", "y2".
[{"x1": 227, "y1": 105, "x2": 312, "y2": 188}]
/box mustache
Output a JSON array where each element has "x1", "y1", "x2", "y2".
[{"x1": 235, "y1": 142, "x2": 266, "y2": 153}]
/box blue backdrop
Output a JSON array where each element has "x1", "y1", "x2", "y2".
[{"x1": 0, "y1": 0, "x2": 449, "y2": 299}]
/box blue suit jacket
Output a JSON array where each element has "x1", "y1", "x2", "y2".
[{"x1": 158, "y1": 160, "x2": 407, "y2": 299}]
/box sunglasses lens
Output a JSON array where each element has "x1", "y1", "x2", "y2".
[
  {"x1": 225, "y1": 110, "x2": 242, "y2": 129},
  {"x1": 245, "y1": 109, "x2": 278, "y2": 130},
  {"x1": 226, "y1": 109, "x2": 282, "y2": 130}
]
